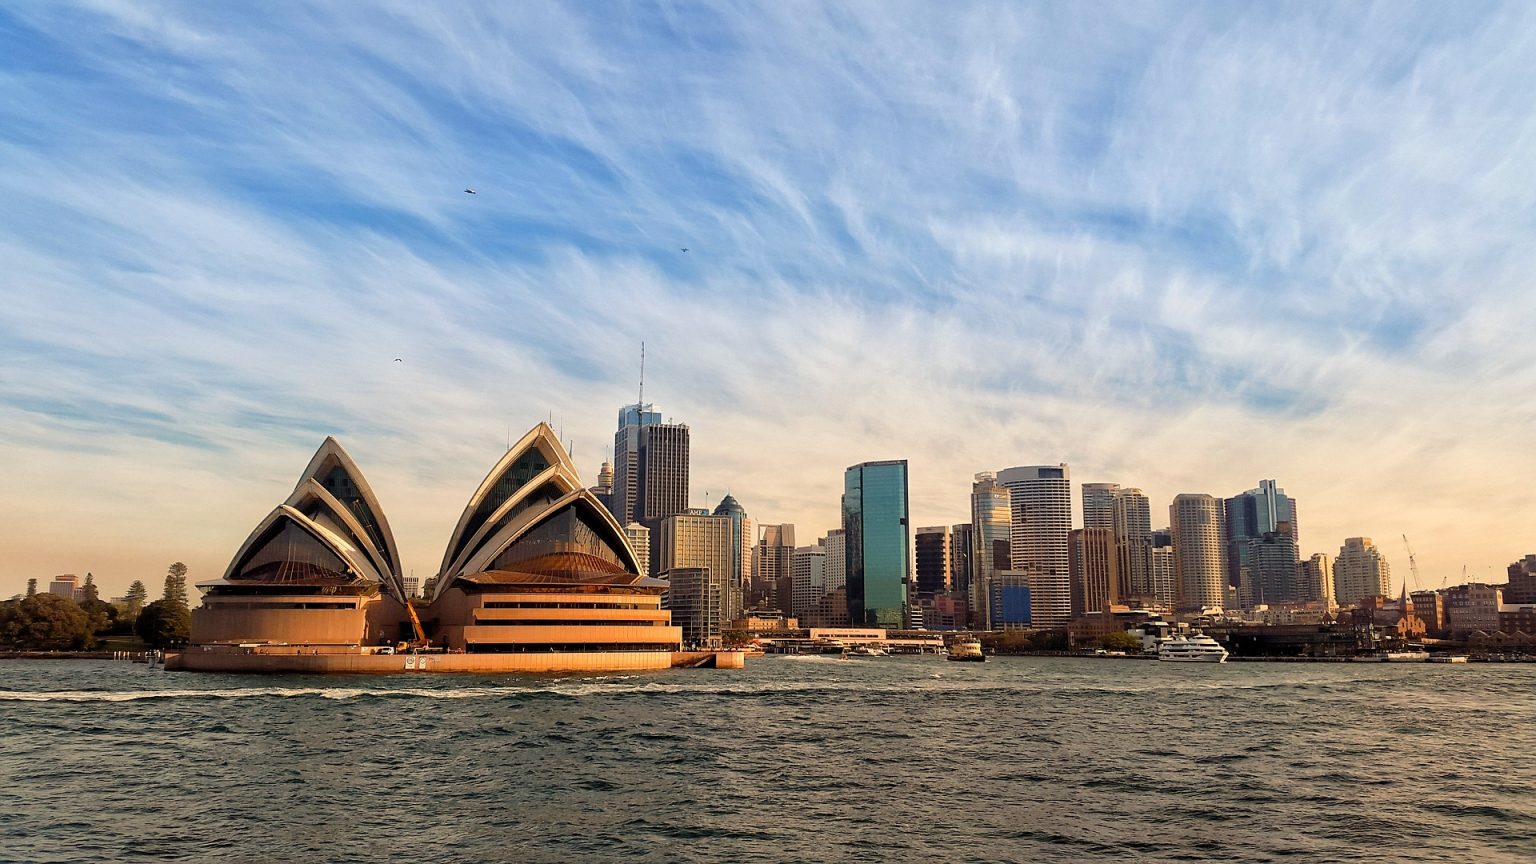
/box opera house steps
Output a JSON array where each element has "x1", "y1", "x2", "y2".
[{"x1": 173, "y1": 424, "x2": 741, "y2": 674}]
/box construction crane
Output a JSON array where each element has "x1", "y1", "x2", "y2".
[
  {"x1": 396, "y1": 596, "x2": 434, "y2": 653},
  {"x1": 1401, "y1": 534, "x2": 1423, "y2": 593}
]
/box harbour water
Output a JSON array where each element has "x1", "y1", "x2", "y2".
[{"x1": 3, "y1": 656, "x2": 1532, "y2": 863}]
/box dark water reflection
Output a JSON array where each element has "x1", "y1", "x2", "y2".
[{"x1": 3, "y1": 656, "x2": 1533, "y2": 863}]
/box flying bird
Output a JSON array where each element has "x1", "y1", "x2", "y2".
[
  {"x1": 681, "y1": 248, "x2": 688, "y2": 252},
  {"x1": 464, "y1": 188, "x2": 477, "y2": 195},
  {"x1": 394, "y1": 358, "x2": 402, "y2": 363}
]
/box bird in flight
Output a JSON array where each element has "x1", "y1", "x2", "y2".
[
  {"x1": 681, "y1": 248, "x2": 688, "y2": 252},
  {"x1": 464, "y1": 188, "x2": 477, "y2": 195},
  {"x1": 394, "y1": 358, "x2": 403, "y2": 363}
]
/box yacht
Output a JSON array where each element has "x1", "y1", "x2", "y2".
[
  {"x1": 1157, "y1": 634, "x2": 1228, "y2": 663},
  {"x1": 947, "y1": 639, "x2": 986, "y2": 662}
]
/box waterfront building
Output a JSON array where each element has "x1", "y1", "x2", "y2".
[
  {"x1": 186, "y1": 425, "x2": 686, "y2": 672},
  {"x1": 624, "y1": 523, "x2": 651, "y2": 578},
  {"x1": 1170, "y1": 494, "x2": 1226, "y2": 612},
  {"x1": 822, "y1": 529, "x2": 846, "y2": 592},
  {"x1": 1112, "y1": 489, "x2": 1153, "y2": 599},
  {"x1": 754, "y1": 524, "x2": 797, "y2": 611},
  {"x1": 1068, "y1": 527, "x2": 1119, "y2": 617},
  {"x1": 997, "y1": 465, "x2": 1071, "y2": 628},
  {"x1": 1225, "y1": 480, "x2": 1299, "y2": 606},
  {"x1": 1507, "y1": 554, "x2": 1536, "y2": 604},
  {"x1": 660, "y1": 507, "x2": 736, "y2": 631},
  {"x1": 1445, "y1": 583, "x2": 1503, "y2": 638},
  {"x1": 989, "y1": 570, "x2": 1035, "y2": 631},
  {"x1": 1411, "y1": 589, "x2": 1447, "y2": 636},
  {"x1": 1149, "y1": 545, "x2": 1177, "y2": 609},
  {"x1": 1081, "y1": 482, "x2": 1119, "y2": 530},
  {"x1": 843, "y1": 460, "x2": 911, "y2": 628},
  {"x1": 790, "y1": 544, "x2": 827, "y2": 619},
  {"x1": 712, "y1": 494, "x2": 753, "y2": 621},
  {"x1": 969, "y1": 473, "x2": 1012, "y2": 630},
  {"x1": 664, "y1": 567, "x2": 723, "y2": 648},
  {"x1": 1300, "y1": 553, "x2": 1334, "y2": 609},
  {"x1": 1333, "y1": 537, "x2": 1391, "y2": 607},
  {"x1": 807, "y1": 586, "x2": 850, "y2": 628},
  {"x1": 913, "y1": 525, "x2": 952, "y2": 599}
]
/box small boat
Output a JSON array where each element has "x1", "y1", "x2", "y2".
[
  {"x1": 947, "y1": 639, "x2": 986, "y2": 662},
  {"x1": 1157, "y1": 634, "x2": 1228, "y2": 663}
]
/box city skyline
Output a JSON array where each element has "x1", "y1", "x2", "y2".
[{"x1": 5, "y1": 4, "x2": 1536, "y2": 596}]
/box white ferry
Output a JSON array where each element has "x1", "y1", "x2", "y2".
[
  {"x1": 947, "y1": 639, "x2": 986, "y2": 662},
  {"x1": 1157, "y1": 634, "x2": 1228, "y2": 663}
]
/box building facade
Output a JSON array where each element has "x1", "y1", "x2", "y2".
[
  {"x1": 1333, "y1": 537, "x2": 1391, "y2": 608},
  {"x1": 1507, "y1": 554, "x2": 1536, "y2": 604},
  {"x1": 913, "y1": 525, "x2": 952, "y2": 600},
  {"x1": 754, "y1": 524, "x2": 797, "y2": 612},
  {"x1": 1225, "y1": 480, "x2": 1299, "y2": 606},
  {"x1": 1170, "y1": 494, "x2": 1226, "y2": 612},
  {"x1": 1112, "y1": 488, "x2": 1153, "y2": 599},
  {"x1": 790, "y1": 544, "x2": 828, "y2": 619},
  {"x1": 969, "y1": 473, "x2": 1012, "y2": 630},
  {"x1": 843, "y1": 460, "x2": 910, "y2": 628},
  {"x1": 1068, "y1": 527, "x2": 1119, "y2": 617},
  {"x1": 1299, "y1": 552, "x2": 1334, "y2": 608},
  {"x1": 712, "y1": 495, "x2": 753, "y2": 621},
  {"x1": 1081, "y1": 482, "x2": 1119, "y2": 530},
  {"x1": 660, "y1": 508, "x2": 737, "y2": 628},
  {"x1": 997, "y1": 465, "x2": 1071, "y2": 628}
]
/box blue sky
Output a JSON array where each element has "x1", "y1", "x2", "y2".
[{"x1": 3, "y1": 1, "x2": 1534, "y2": 596}]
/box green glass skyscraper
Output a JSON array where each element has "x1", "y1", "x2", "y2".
[{"x1": 842, "y1": 460, "x2": 910, "y2": 628}]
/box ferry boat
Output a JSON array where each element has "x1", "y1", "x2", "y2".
[
  {"x1": 1427, "y1": 655, "x2": 1469, "y2": 664},
  {"x1": 1157, "y1": 634, "x2": 1228, "y2": 663},
  {"x1": 1382, "y1": 649, "x2": 1430, "y2": 662},
  {"x1": 947, "y1": 639, "x2": 986, "y2": 662}
]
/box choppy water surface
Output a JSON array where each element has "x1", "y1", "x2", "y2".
[{"x1": 3, "y1": 656, "x2": 1533, "y2": 863}]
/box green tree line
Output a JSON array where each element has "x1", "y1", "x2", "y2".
[{"x1": 1, "y1": 563, "x2": 191, "y2": 651}]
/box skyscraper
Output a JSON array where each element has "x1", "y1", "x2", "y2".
[
  {"x1": 843, "y1": 460, "x2": 910, "y2": 628},
  {"x1": 949, "y1": 523, "x2": 973, "y2": 598},
  {"x1": 754, "y1": 524, "x2": 797, "y2": 611},
  {"x1": 712, "y1": 494, "x2": 753, "y2": 622},
  {"x1": 1068, "y1": 527, "x2": 1119, "y2": 617},
  {"x1": 913, "y1": 525, "x2": 952, "y2": 599},
  {"x1": 624, "y1": 523, "x2": 651, "y2": 578},
  {"x1": 1170, "y1": 494, "x2": 1226, "y2": 611},
  {"x1": 969, "y1": 472, "x2": 1012, "y2": 630},
  {"x1": 612, "y1": 403, "x2": 690, "y2": 569},
  {"x1": 1081, "y1": 482, "x2": 1119, "y2": 530},
  {"x1": 997, "y1": 465, "x2": 1071, "y2": 628},
  {"x1": 660, "y1": 508, "x2": 735, "y2": 631},
  {"x1": 1333, "y1": 537, "x2": 1391, "y2": 607},
  {"x1": 822, "y1": 529, "x2": 846, "y2": 593},
  {"x1": 1149, "y1": 545, "x2": 1177, "y2": 608},
  {"x1": 1300, "y1": 552, "x2": 1333, "y2": 608},
  {"x1": 1246, "y1": 526, "x2": 1301, "y2": 606},
  {"x1": 1225, "y1": 480, "x2": 1299, "y2": 606},
  {"x1": 1112, "y1": 488, "x2": 1153, "y2": 599},
  {"x1": 790, "y1": 544, "x2": 827, "y2": 619}
]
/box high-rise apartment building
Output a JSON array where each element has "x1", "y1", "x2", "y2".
[
  {"x1": 1081, "y1": 482, "x2": 1119, "y2": 530},
  {"x1": 1300, "y1": 552, "x2": 1333, "y2": 608},
  {"x1": 1170, "y1": 494, "x2": 1226, "y2": 611},
  {"x1": 969, "y1": 472, "x2": 1012, "y2": 630},
  {"x1": 1149, "y1": 545, "x2": 1177, "y2": 608},
  {"x1": 1246, "y1": 527, "x2": 1302, "y2": 606},
  {"x1": 1225, "y1": 480, "x2": 1299, "y2": 605},
  {"x1": 997, "y1": 465, "x2": 1071, "y2": 628},
  {"x1": 1333, "y1": 537, "x2": 1391, "y2": 607},
  {"x1": 1112, "y1": 488, "x2": 1153, "y2": 599},
  {"x1": 754, "y1": 524, "x2": 797, "y2": 611},
  {"x1": 1068, "y1": 527, "x2": 1119, "y2": 617},
  {"x1": 660, "y1": 508, "x2": 736, "y2": 631},
  {"x1": 913, "y1": 525, "x2": 952, "y2": 599},
  {"x1": 712, "y1": 494, "x2": 752, "y2": 621},
  {"x1": 843, "y1": 460, "x2": 910, "y2": 628},
  {"x1": 790, "y1": 544, "x2": 828, "y2": 619}
]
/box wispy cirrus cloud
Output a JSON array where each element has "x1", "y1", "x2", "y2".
[{"x1": 2, "y1": 1, "x2": 1534, "y2": 593}]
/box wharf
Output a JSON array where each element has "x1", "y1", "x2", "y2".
[{"x1": 166, "y1": 647, "x2": 745, "y2": 674}]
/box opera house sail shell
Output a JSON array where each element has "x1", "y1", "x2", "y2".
[{"x1": 183, "y1": 424, "x2": 695, "y2": 673}]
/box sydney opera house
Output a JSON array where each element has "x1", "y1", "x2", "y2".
[{"x1": 170, "y1": 424, "x2": 736, "y2": 673}]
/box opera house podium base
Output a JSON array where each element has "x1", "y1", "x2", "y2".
[{"x1": 167, "y1": 647, "x2": 744, "y2": 674}]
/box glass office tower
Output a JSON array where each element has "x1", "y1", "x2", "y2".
[{"x1": 842, "y1": 460, "x2": 910, "y2": 628}]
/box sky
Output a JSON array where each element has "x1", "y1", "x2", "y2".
[{"x1": 3, "y1": 1, "x2": 1534, "y2": 599}]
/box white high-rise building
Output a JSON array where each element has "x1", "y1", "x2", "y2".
[
  {"x1": 1170, "y1": 494, "x2": 1226, "y2": 612},
  {"x1": 1150, "y1": 545, "x2": 1177, "y2": 608},
  {"x1": 997, "y1": 464, "x2": 1071, "y2": 628},
  {"x1": 1332, "y1": 538, "x2": 1390, "y2": 607},
  {"x1": 822, "y1": 529, "x2": 847, "y2": 592},
  {"x1": 790, "y1": 545, "x2": 828, "y2": 618}
]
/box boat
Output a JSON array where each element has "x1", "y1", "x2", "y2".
[
  {"x1": 1427, "y1": 655, "x2": 1469, "y2": 664},
  {"x1": 947, "y1": 639, "x2": 986, "y2": 662},
  {"x1": 1156, "y1": 634, "x2": 1228, "y2": 663},
  {"x1": 1382, "y1": 649, "x2": 1429, "y2": 662}
]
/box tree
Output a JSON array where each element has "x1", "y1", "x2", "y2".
[
  {"x1": 25, "y1": 578, "x2": 36, "y2": 598},
  {"x1": 0, "y1": 594, "x2": 94, "y2": 650},
  {"x1": 1101, "y1": 630, "x2": 1142, "y2": 652},
  {"x1": 163, "y1": 563, "x2": 190, "y2": 613},
  {"x1": 124, "y1": 580, "x2": 148, "y2": 621},
  {"x1": 135, "y1": 600, "x2": 190, "y2": 649},
  {"x1": 76, "y1": 576, "x2": 117, "y2": 638}
]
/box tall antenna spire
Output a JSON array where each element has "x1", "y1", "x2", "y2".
[{"x1": 638, "y1": 341, "x2": 646, "y2": 408}]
